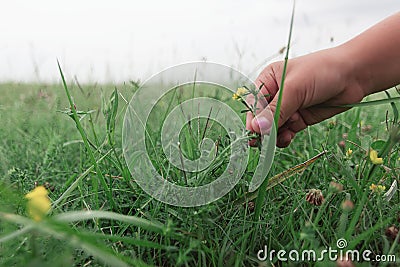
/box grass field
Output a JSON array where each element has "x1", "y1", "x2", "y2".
[{"x1": 0, "y1": 79, "x2": 399, "y2": 266}]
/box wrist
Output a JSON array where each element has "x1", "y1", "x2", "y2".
[
  {"x1": 334, "y1": 44, "x2": 372, "y2": 98},
  {"x1": 335, "y1": 12, "x2": 400, "y2": 97}
]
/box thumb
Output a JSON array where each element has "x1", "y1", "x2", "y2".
[{"x1": 251, "y1": 84, "x2": 299, "y2": 134}]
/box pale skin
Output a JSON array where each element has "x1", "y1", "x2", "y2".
[{"x1": 247, "y1": 12, "x2": 400, "y2": 148}]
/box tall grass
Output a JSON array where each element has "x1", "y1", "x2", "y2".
[{"x1": 0, "y1": 11, "x2": 399, "y2": 267}]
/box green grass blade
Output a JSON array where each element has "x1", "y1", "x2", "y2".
[
  {"x1": 253, "y1": 0, "x2": 296, "y2": 220},
  {"x1": 347, "y1": 217, "x2": 392, "y2": 250},
  {"x1": 234, "y1": 150, "x2": 326, "y2": 206},
  {"x1": 385, "y1": 91, "x2": 399, "y2": 123},
  {"x1": 0, "y1": 211, "x2": 159, "y2": 266},
  {"x1": 52, "y1": 150, "x2": 111, "y2": 208},
  {"x1": 54, "y1": 210, "x2": 169, "y2": 235},
  {"x1": 0, "y1": 226, "x2": 33, "y2": 243},
  {"x1": 80, "y1": 231, "x2": 177, "y2": 250},
  {"x1": 57, "y1": 61, "x2": 115, "y2": 209}
]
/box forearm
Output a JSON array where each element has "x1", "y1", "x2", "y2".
[{"x1": 339, "y1": 12, "x2": 400, "y2": 96}]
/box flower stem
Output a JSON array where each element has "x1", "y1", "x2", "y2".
[{"x1": 30, "y1": 231, "x2": 38, "y2": 258}]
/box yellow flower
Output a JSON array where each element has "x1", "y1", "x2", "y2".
[
  {"x1": 369, "y1": 183, "x2": 386, "y2": 194},
  {"x1": 25, "y1": 186, "x2": 51, "y2": 221},
  {"x1": 346, "y1": 148, "x2": 353, "y2": 158},
  {"x1": 232, "y1": 87, "x2": 248, "y2": 100},
  {"x1": 369, "y1": 149, "x2": 383, "y2": 165}
]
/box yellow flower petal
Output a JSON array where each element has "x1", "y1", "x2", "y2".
[
  {"x1": 369, "y1": 149, "x2": 383, "y2": 165},
  {"x1": 236, "y1": 87, "x2": 248, "y2": 96},
  {"x1": 25, "y1": 186, "x2": 48, "y2": 199},
  {"x1": 25, "y1": 186, "x2": 51, "y2": 221},
  {"x1": 27, "y1": 197, "x2": 51, "y2": 221},
  {"x1": 346, "y1": 148, "x2": 353, "y2": 158},
  {"x1": 369, "y1": 183, "x2": 377, "y2": 191},
  {"x1": 232, "y1": 87, "x2": 248, "y2": 101},
  {"x1": 370, "y1": 183, "x2": 386, "y2": 194}
]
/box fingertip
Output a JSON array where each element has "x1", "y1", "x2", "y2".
[
  {"x1": 251, "y1": 116, "x2": 272, "y2": 135},
  {"x1": 277, "y1": 130, "x2": 296, "y2": 148},
  {"x1": 246, "y1": 112, "x2": 254, "y2": 131},
  {"x1": 251, "y1": 117, "x2": 259, "y2": 133}
]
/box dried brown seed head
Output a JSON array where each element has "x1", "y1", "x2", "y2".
[
  {"x1": 245, "y1": 201, "x2": 255, "y2": 213},
  {"x1": 385, "y1": 225, "x2": 399, "y2": 241},
  {"x1": 305, "y1": 189, "x2": 324, "y2": 206},
  {"x1": 338, "y1": 140, "x2": 346, "y2": 148}
]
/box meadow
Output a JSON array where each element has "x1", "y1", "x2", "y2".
[{"x1": 0, "y1": 74, "x2": 399, "y2": 266}]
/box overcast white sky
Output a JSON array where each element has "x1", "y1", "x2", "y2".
[{"x1": 0, "y1": 0, "x2": 399, "y2": 83}]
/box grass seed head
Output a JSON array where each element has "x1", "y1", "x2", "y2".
[
  {"x1": 338, "y1": 140, "x2": 346, "y2": 148},
  {"x1": 385, "y1": 225, "x2": 399, "y2": 241},
  {"x1": 305, "y1": 189, "x2": 324, "y2": 206},
  {"x1": 341, "y1": 200, "x2": 354, "y2": 211},
  {"x1": 329, "y1": 181, "x2": 344, "y2": 192},
  {"x1": 244, "y1": 201, "x2": 255, "y2": 213}
]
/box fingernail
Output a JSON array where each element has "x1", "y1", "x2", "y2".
[{"x1": 253, "y1": 116, "x2": 271, "y2": 134}]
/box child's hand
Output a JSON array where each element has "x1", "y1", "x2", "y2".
[
  {"x1": 246, "y1": 47, "x2": 365, "y2": 147},
  {"x1": 247, "y1": 12, "x2": 400, "y2": 147},
  {"x1": 246, "y1": 12, "x2": 400, "y2": 147}
]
